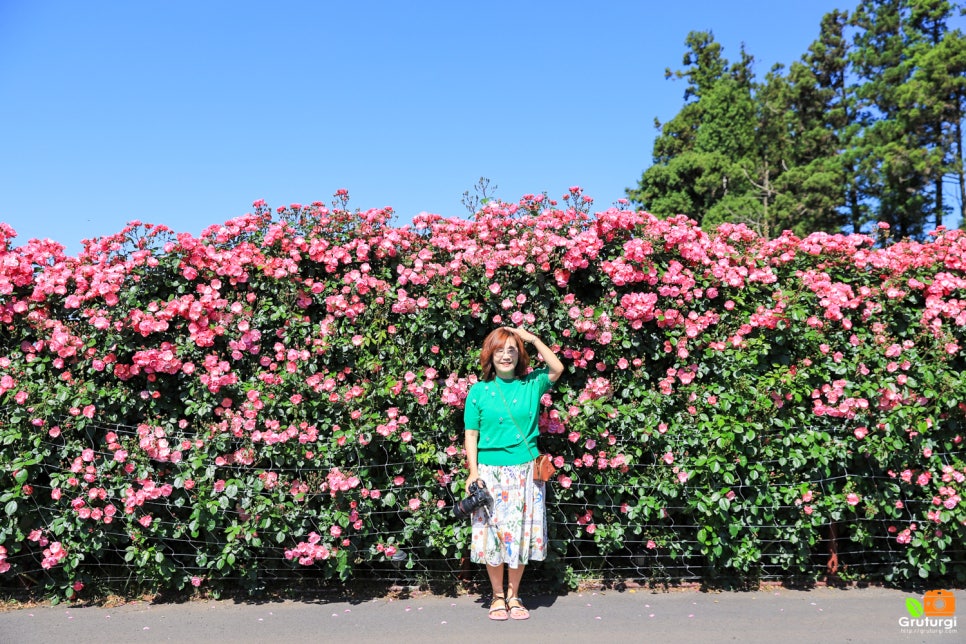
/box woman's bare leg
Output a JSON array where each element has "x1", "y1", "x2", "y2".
[
  {"x1": 507, "y1": 564, "x2": 525, "y2": 599},
  {"x1": 486, "y1": 563, "x2": 505, "y2": 597}
]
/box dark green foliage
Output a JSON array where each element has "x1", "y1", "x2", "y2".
[{"x1": 629, "y1": 0, "x2": 966, "y2": 238}]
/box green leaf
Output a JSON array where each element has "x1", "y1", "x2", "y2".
[{"x1": 906, "y1": 598, "x2": 924, "y2": 618}]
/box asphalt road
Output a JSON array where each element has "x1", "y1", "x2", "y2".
[{"x1": 0, "y1": 585, "x2": 960, "y2": 643}]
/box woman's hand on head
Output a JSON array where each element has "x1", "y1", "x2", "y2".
[
  {"x1": 506, "y1": 325, "x2": 564, "y2": 382},
  {"x1": 506, "y1": 326, "x2": 538, "y2": 344}
]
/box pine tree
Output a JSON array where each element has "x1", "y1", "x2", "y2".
[
  {"x1": 629, "y1": 0, "x2": 966, "y2": 238},
  {"x1": 628, "y1": 31, "x2": 759, "y2": 229},
  {"x1": 898, "y1": 0, "x2": 966, "y2": 228},
  {"x1": 772, "y1": 10, "x2": 859, "y2": 235},
  {"x1": 849, "y1": 0, "x2": 959, "y2": 236}
]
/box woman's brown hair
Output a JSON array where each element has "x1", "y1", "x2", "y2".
[{"x1": 480, "y1": 328, "x2": 529, "y2": 381}]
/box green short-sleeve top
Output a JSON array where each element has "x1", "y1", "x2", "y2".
[{"x1": 463, "y1": 368, "x2": 554, "y2": 466}]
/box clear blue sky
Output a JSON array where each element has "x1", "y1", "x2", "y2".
[{"x1": 2, "y1": 1, "x2": 957, "y2": 256}]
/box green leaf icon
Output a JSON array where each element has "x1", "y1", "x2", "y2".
[{"x1": 906, "y1": 598, "x2": 925, "y2": 618}]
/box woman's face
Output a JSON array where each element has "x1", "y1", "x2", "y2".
[{"x1": 492, "y1": 336, "x2": 520, "y2": 379}]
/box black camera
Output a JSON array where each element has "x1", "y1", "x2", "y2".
[{"x1": 453, "y1": 479, "x2": 491, "y2": 519}]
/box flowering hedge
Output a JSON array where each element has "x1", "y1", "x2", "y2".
[{"x1": 0, "y1": 188, "x2": 964, "y2": 600}]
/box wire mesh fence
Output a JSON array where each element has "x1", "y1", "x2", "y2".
[{"x1": 2, "y1": 418, "x2": 964, "y2": 597}]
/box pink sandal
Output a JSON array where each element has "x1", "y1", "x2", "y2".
[
  {"x1": 488, "y1": 595, "x2": 508, "y2": 621},
  {"x1": 506, "y1": 597, "x2": 530, "y2": 620}
]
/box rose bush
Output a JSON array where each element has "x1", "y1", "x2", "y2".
[{"x1": 0, "y1": 188, "x2": 964, "y2": 600}]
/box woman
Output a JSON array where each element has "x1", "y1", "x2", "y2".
[{"x1": 463, "y1": 326, "x2": 564, "y2": 620}]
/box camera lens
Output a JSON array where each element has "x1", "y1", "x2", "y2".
[{"x1": 452, "y1": 481, "x2": 489, "y2": 519}]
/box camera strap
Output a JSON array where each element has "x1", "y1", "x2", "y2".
[{"x1": 480, "y1": 502, "x2": 511, "y2": 563}]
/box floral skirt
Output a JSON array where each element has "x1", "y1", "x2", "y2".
[{"x1": 470, "y1": 461, "x2": 547, "y2": 568}]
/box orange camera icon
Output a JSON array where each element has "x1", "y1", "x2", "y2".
[{"x1": 923, "y1": 590, "x2": 956, "y2": 617}]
